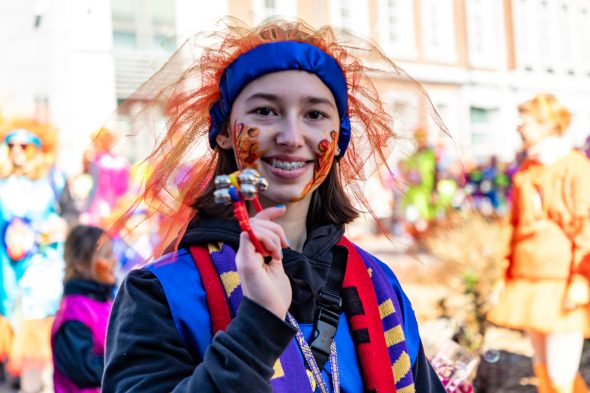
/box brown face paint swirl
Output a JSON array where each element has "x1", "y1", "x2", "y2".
[
  {"x1": 232, "y1": 122, "x2": 263, "y2": 169},
  {"x1": 292, "y1": 130, "x2": 338, "y2": 202}
]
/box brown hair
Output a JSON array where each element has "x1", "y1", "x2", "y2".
[
  {"x1": 64, "y1": 225, "x2": 111, "y2": 282},
  {"x1": 518, "y1": 93, "x2": 571, "y2": 136},
  {"x1": 192, "y1": 147, "x2": 359, "y2": 227}
]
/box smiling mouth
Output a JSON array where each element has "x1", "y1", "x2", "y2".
[{"x1": 262, "y1": 158, "x2": 315, "y2": 171}]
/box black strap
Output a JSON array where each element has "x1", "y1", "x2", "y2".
[{"x1": 309, "y1": 245, "x2": 348, "y2": 370}]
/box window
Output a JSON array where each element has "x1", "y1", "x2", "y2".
[
  {"x1": 340, "y1": 0, "x2": 351, "y2": 27},
  {"x1": 111, "y1": 0, "x2": 176, "y2": 52},
  {"x1": 536, "y1": 0, "x2": 557, "y2": 74},
  {"x1": 420, "y1": 0, "x2": 457, "y2": 63},
  {"x1": 111, "y1": 0, "x2": 177, "y2": 101},
  {"x1": 252, "y1": 0, "x2": 297, "y2": 23},
  {"x1": 512, "y1": 0, "x2": 536, "y2": 71},
  {"x1": 465, "y1": 0, "x2": 501, "y2": 69},
  {"x1": 113, "y1": 31, "x2": 137, "y2": 49},
  {"x1": 558, "y1": 0, "x2": 576, "y2": 76},
  {"x1": 378, "y1": 0, "x2": 417, "y2": 59},
  {"x1": 329, "y1": 0, "x2": 369, "y2": 35},
  {"x1": 470, "y1": 107, "x2": 498, "y2": 154},
  {"x1": 579, "y1": 0, "x2": 590, "y2": 77}
]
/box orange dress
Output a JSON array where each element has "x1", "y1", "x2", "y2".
[{"x1": 488, "y1": 151, "x2": 590, "y2": 335}]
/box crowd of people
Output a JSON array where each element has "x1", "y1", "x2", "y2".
[
  {"x1": 0, "y1": 119, "x2": 160, "y2": 392},
  {"x1": 0, "y1": 17, "x2": 589, "y2": 393},
  {"x1": 368, "y1": 125, "x2": 590, "y2": 254}
]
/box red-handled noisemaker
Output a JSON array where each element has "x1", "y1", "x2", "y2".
[{"x1": 213, "y1": 168, "x2": 270, "y2": 256}]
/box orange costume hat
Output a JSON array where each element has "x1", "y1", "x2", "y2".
[{"x1": 0, "y1": 118, "x2": 57, "y2": 156}]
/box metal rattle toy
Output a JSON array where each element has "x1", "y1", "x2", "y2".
[{"x1": 214, "y1": 168, "x2": 270, "y2": 255}]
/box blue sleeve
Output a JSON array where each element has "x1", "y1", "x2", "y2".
[
  {"x1": 53, "y1": 321, "x2": 104, "y2": 388},
  {"x1": 147, "y1": 249, "x2": 212, "y2": 361},
  {"x1": 103, "y1": 267, "x2": 296, "y2": 393},
  {"x1": 375, "y1": 259, "x2": 421, "y2": 367}
]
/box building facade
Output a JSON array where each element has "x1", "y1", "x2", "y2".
[{"x1": 1, "y1": 0, "x2": 589, "y2": 173}]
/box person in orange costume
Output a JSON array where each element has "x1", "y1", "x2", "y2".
[{"x1": 488, "y1": 94, "x2": 590, "y2": 393}]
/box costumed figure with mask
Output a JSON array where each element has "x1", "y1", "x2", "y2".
[{"x1": 0, "y1": 119, "x2": 78, "y2": 391}]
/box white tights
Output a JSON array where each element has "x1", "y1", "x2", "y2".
[{"x1": 529, "y1": 330, "x2": 584, "y2": 385}]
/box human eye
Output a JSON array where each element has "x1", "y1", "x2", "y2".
[
  {"x1": 307, "y1": 110, "x2": 328, "y2": 120},
  {"x1": 252, "y1": 107, "x2": 276, "y2": 116}
]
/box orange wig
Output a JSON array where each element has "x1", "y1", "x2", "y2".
[
  {"x1": 110, "y1": 18, "x2": 448, "y2": 259},
  {"x1": 0, "y1": 118, "x2": 58, "y2": 179}
]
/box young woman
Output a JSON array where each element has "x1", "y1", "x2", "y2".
[
  {"x1": 103, "y1": 19, "x2": 447, "y2": 392},
  {"x1": 488, "y1": 94, "x2": 590, "y2": 393}
]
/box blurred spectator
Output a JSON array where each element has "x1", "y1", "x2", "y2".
[
  {"x1": 400, "y1": 127, "x2": 437, "y2": 246},
  {"x1": 51, "y1": 225, "x2": 115, "y2": 392},
  {"x1": 488, "y1": 94, "x2": 590, "y2": 393},
  {"x1": 0, "y1": 118, "x2": 78, "y2": 392},
  {"x1": 77, "y1": 128, "x2": 130, "y2": 226},
  {"x1": 365, "y1": 170, "x2": 394, "y2": 235},
  {"x1": 103, "y1": 162, "x2": 160, "y2": 279}
]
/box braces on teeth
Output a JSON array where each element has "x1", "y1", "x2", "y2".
[{"x1": 271, "y1": 159, "x2": 306, "y2": 170}]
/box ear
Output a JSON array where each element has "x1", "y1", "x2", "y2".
[
  {"x1": 333, "y1": 130, "x2": 341, "y2": 157},
  {"x1": 216, "y1": 133, "x2": 233, "y2": 150}
]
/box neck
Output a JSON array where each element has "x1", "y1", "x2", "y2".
[
  {"x1": 261, "y1": 195, "x2": 311, "y2": 252},
  {"x1": 527, "y1": 135, "x2": 570, "y2": 165}
]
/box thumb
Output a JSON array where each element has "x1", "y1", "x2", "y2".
[
  {"x1": 236, "y1": 232, "x2": 262, "y2": 272},
  {"x1": 254, "y1": 205, "x2": 287, "y2": 221},
  {"x1": 238, "y1": 231, "x2": 255, "y2": 253}
]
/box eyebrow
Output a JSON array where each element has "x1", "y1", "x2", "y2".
[
  {"x1": 245, "y1": 93, "x2": 279, "y2": 103},
  {"x1": 245, "y1": 93, "x2": 336, "y2": 109},
  {"x1": 304, "y1": 96, "x2": 336, "y2": 109}
]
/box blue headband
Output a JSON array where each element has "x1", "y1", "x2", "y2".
[
  {"x1": 208, "y1": 41, "x2": 351, "y2": 155},
  {"x1": 4, "y1": 129, "x2": 42, "y2": 149}
]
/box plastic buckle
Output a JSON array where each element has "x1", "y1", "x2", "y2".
[
  {"x1": 310, "y1": 307, "x2": 340, "y2": 367},
  {"x1": 317, "y1": 291, "x2": 342, "y2": 312}
]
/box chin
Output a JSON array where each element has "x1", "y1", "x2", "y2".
[{"x1": 262, "y1": 188, "x2": 310, "y2": 205}]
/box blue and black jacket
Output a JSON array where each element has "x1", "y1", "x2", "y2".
[{"x1": 103, "y1": 218, "x2": 445, "y2": 392}]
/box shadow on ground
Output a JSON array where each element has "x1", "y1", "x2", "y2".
[{"x1": 474, "y1": 341, "x2": 590, "y2": 392}]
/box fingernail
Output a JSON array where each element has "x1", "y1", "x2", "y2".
[{"x1": 276, "y1": 204, "x2": 286, "y2": 209}]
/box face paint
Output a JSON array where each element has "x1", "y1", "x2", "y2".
[
  {"x1": 293, "y1": 130, "x2": 338, "y2": 201},
  {"x1": 232, "y1": 122, "x2": 264, "y2": 169}
]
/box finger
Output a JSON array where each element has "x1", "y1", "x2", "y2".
[
  {"x1": 238, "y1": 230, "x2": 254, "y2": 250},
  {"x1": 254, "y1": 205, "x2": 287, "y2": 222},
  {"x1": 236, "y1": 232, "x2": 261, "y2": 272},
  {"x1": 250, "y1": 219, "x2": 289, "y2": 248},
  {"x1": 257, "y1": 230, "x2": 282, "y2": 260},
  {"x1": 265, "y1": 256, "x2": 286, "y2": 273}
]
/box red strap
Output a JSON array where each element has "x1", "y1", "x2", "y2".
[
  {"x1": 189, "y1": 245, "x2": 232, "y2": 334},
  {"x1": 338, "y1": 236, "x2": 397, "y2": 393}
]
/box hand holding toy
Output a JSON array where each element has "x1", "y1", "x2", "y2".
[{"x1": 213, "y1": 169, "x2": 270, "y2": 256}]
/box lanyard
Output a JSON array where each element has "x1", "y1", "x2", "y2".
[{"x1": 286, "y1": 313, "x2": 340, "y2": 393}]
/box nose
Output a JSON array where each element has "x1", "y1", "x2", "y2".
[{"x1": 275, "y1": 115, "x2": 305, "y2": 149}]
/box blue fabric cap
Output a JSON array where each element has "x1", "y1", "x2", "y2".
[
  {"x1": 208, "y1": 41, "x2": 351, "y2": 155},
  {"x1": 4, "y1": 129, "x2": 42, "y2": 149}
]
